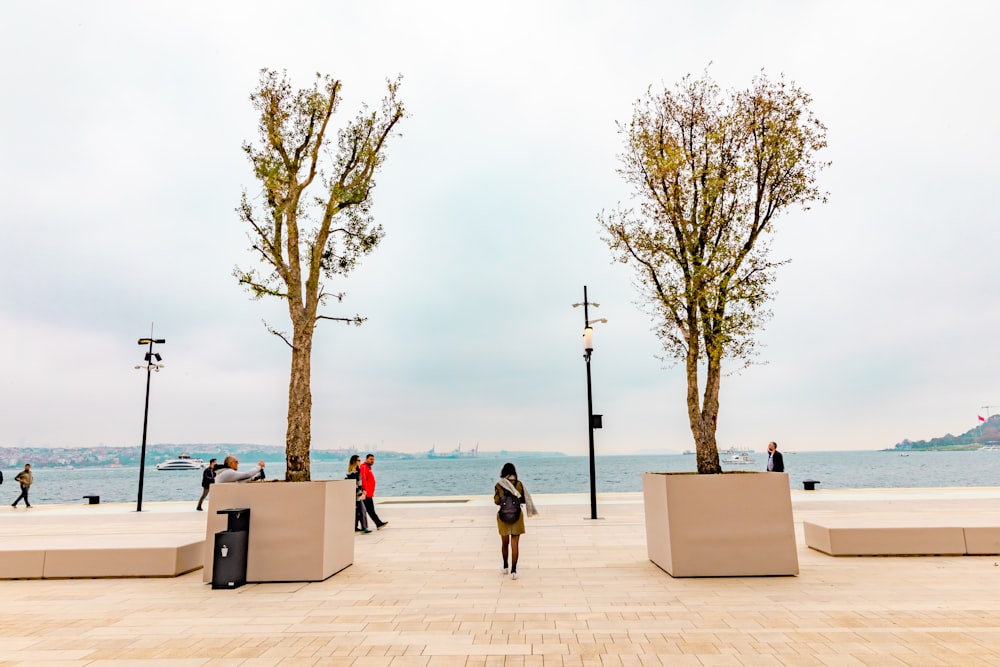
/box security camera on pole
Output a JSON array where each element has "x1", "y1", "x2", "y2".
[{"x1": 572, "y1": 286, "x2": 606, "y2": 520}]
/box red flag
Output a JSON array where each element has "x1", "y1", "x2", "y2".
[{"x1": 979, "y1": 415, "x2": 986, "y2": 422}]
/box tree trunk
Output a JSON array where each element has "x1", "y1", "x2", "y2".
[
  {"x1": 688, "y1": 342, "x2": 722, "y2": 474},
  {"x1": 285, "y1": 321, "x2": 313, "y2": 482}
]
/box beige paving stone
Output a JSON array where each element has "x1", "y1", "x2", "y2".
[
  {"x1": 5, "y1": 491, "x2": 1000, "y2": 664},
  {"x1": 425, "y1": 658, "x2": 469, "y2": 667},
  {"x1": 85, "y1": 661, "x2": 210, "y2": 667}
]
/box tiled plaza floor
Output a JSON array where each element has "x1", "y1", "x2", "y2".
[{"x1": 3, "y1": 488, "x2": 1000, "y2": 665}]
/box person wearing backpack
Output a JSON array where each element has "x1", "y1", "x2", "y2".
[{"x1": 494, "y1": 462, "x2": 537, "y2": 580}]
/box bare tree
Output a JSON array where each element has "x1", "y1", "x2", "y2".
[
  {"x1": 600, "y1": 71, "x2": 828, "y2": 473},
  {"x1": 235, "y1": 69, "x2": 404, "y2": 481}
]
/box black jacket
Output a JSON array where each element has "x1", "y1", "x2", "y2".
[{"x1": 201, "y1": 465, "x2": 216, "y2": 489}]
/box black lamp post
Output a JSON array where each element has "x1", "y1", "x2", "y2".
[
  {"x1": 572, "y1": 286, "x2": 606, "y2": 520},
  {"x1": 134, "y1": 334, "x2": 165, "y2": 512}
]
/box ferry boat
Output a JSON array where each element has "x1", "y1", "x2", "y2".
[
  {"x1": 721, "y1": 447, "x2": 755, "y2": 464},
  {"x1": 156, "y1": 453, "x2": 205, "y2": 471}
]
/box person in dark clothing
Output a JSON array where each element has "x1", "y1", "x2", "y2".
[
  {"x1": 767, "y1": 442, "x2": 785, "y2": 473},
  {"x1": 346, "y1": 455, "x2": 371, "y2": 533},
  {"x1": 196, "y1": 458, "x2": 218, "y2": 511},
  {"x1": 12, "y1": 464, "x2": 32, "y2": 508}
]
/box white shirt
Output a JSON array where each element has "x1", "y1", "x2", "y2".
[{"x1": 215, "y1": 466, "x2": 263, "y2": 483}]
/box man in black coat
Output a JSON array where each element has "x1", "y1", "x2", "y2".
[
  {"x1": 766, "y1": 442, "x2": 785, "y2": 473},
  {"x1": 196, "y1": 458, "x2": 218, "y2": 511}
]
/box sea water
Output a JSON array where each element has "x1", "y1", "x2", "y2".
[{"x1": 7, "y1": 450, "x2": 1000, "y2": 506}]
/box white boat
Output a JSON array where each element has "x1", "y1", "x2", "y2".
[
  {"x1": 721, "y1": 448, "x2": 755, "y2": 464},
  {"x1": 156, "y1": 453, "x2": 205, "y2": 471}
]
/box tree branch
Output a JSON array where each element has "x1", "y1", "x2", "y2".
[{"x1": 264, "y1": 321, "x2": 294, "y2": 349}]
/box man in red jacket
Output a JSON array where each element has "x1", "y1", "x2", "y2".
[{"x1": 359, "y1": 454, "x2": 388, "y2": 529}]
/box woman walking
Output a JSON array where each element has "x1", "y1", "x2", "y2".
[
  {"x1": 494, "y1": 462, "x2": 537, "y2": 579},
  {"x1": 346, "y1": 455, "x2": 371, "y2": 533}
]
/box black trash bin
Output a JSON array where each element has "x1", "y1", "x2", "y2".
[
  {"x1": 212, "y1": 507, "x2": 250, "y2": 590},
  {"x1": 802, "y1": 479, "x2": 821, "y2": 491}
]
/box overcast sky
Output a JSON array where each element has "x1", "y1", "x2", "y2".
[{"x1": 1, "y1": 1, "x2": 997, "y2": 455}]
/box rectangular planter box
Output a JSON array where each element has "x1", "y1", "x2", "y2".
[
  {"x1": 202, "y1": 479, "x2": 355, "y2": 583},
  {"x1": 643, "y1": 471, "x2": 798, "y2": 577}
]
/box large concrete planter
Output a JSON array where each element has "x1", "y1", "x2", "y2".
[
  {"x1": 202, "y1": 479, "x2": 355, "y2": 584},
  {"x1": 643, "y1": 471, "x2": 798, "y2": 577}
]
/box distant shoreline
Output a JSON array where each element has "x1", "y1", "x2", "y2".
[{"x1": 7, "y1": 447, "x2": 990, "y2": 470}]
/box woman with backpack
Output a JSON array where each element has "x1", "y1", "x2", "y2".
[{"x1": 494, "y1": 462, "x2": 537, "y2": 580}]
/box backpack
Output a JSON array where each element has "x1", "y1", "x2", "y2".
[{"x1": 498, "y1": 489, "x2": 522, "y2": 524}]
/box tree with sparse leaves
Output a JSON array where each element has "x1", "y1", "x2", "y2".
[
  {"x1": 600, "y1": 71, "x2": 828, "y2": 474},
  {"x1": 235, "y1": 69, "x2": 404, "y2": 482}
]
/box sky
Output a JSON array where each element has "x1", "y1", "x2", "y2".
[{"x1": 1, "y1": 1, "x2": 997, "y2": 456}]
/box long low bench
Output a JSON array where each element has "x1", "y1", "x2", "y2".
[
  {"x1": 0, "y1": 539, "x2": 204, "y2": 579},
  {"x1": 0, "y1": 503, "x2": 209, "y2": 580},
  {"x1": 804, "y1": 520, "x2": 1000, "y2": 556}
]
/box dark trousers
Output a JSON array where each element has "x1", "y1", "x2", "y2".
[
  {"x1": 355, "y1": 500, "x2": 369, "y2": 530},
  {"x1": 196, "y1": 485, "x2": 211, "y2": 509},
  {"x1": 363, "y1": 496, "x2": 385, "y2": 527},
  {"x1": 12, "y1": 484, "x2": 30, "y2": 507}
]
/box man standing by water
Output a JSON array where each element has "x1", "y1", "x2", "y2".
[
  {"x1": 196, "y1": 458, "x2": 218, "y2": 511},
  {"x1": 766, "y1": 442, "x2": 785, "y2": 473},
  {"x1": 214, "y1": 456, "x2": 265, "y2": 483},
  {"x1": 360, "y1": 454, "x2": 388, "y2": 529},
  {"x1": 11, "y1": 463, "x2": 32, "y2": 508}
]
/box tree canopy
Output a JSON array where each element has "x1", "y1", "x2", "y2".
[{"x1": 600, "y1": 71, "x2": 828, "y2": 473}]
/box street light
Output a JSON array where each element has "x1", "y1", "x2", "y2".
[
  {"x1": 572, "y1": 286, "x2": 605, "y2": 520},
  {"x1": 134, "y1": 331, "x2": 165, "y2": 512}
]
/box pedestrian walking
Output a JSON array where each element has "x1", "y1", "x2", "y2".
[
  {"x1": 346, "y1": 455, "x2": 371, "y2": 533},
  {"x1": 196, "y1": 458, "x2": 218, "y2": 511},
  {"x1": 359, "y1": 454, "x2": 388, "y2": 529},
  {"x1": 494, "y1": 462, "x2": 537, "y2": 580},
  {"x1": 11, "y1": 464, "x2": 32, "y2": 508}
]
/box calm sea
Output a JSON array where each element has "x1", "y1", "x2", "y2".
[{"x1": 6, "y1": 450, "x2": 1000, "y2": 506}]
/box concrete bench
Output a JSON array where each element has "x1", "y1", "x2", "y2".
[
  {"x1": 961, "y1": 526, "x2": 1000, "y2": 555},
  {"x1": 0, "y1": 537, "x2": 204, "y2": 579},
  {"x1": 42, "y1": 540, "x2": 204, "y2": 578},
  {"x1": 0, "y1": 539, "x2": 205, "y2": 579},
  {"x1": 804, "y1": 520, "x2": 1000, "y2": 556},
  {"x1": 0, "y1": 549, "x2": 46, "y2": 579}
]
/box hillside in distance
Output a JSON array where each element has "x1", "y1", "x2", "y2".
[
  {"x1": 0, "y1": 443, "x2": 565, "y2": 468},
  {"x1": 894, "y1": 414, "x2": 1000, "y2": 450}
]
